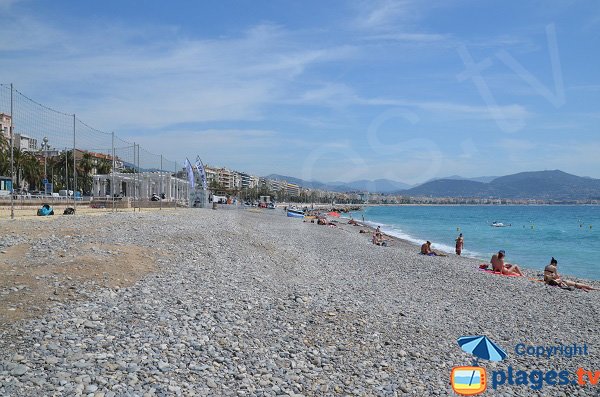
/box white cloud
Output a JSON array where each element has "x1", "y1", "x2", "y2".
[
  {"x1": 355, "y1": 0, "x2": 416, "y2": 30},
  {"x1": 0, "y1": 18, "x2": 355, "y2": 129}
]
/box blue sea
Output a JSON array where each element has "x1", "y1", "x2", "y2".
[{"x1": 349, "y1": 205, "x2": 599, "y2": 280}]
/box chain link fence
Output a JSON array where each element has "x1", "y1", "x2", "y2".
[{"x1": 0, "y1": 83, "x2": 186, "y2": 217}]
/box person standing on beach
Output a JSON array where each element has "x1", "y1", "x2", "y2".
[{"x1": 455, "y1": 233, "x2": 464, "y2": 255}]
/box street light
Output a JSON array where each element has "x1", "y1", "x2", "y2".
[{"x1": 42, "y1": 137, "x2": 49, "y2": 177}]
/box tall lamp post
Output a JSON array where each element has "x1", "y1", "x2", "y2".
[{"x1": 42, "y1": 137, "x2": 49, "y2": 178}]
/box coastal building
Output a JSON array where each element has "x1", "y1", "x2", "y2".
[
  {"x1": 268, "y1": 179, "x2": 283, "y2": 192},
  {"x1": 204, "y1": 166, "x2": 218, "y2": 187},
  {"x1": 0, "y1": 113, "x2": 11, "y2": 140},
  {"x1": 13, "y1": 133, "x2": 38, "y2": 152},
  {"x1": 239, "y1": 172, "x2": 259, "y2": 189},
  {"x1": 217, "y1": 168, "x2": 235, "y2": 190},
  {"x1": 285, "y1": 183, "x2": 300, "y2": 197},
  {"x1": 92, "y1": 172, "x2": 189, "y2": 202}
]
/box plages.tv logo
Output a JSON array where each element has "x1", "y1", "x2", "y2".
[{"x1": 451, "y1": 335, "x2": 507, "y2": 396}]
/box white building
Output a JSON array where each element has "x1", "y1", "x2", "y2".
[
  {"x1": 14, "y1": 133, "x2": 38, "y2": 152},
  {"x1": 0, "y1": 113, "x2": 11, "y2": 141},
  {"x1": 93, "y1": 172, "x2": 189, "y2": 202}
]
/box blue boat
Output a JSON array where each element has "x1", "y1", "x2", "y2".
[{"x1": 287, "y1": 209, "x2": 304, "y2": 218}]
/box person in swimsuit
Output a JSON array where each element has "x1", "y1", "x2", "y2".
[
  {"x1": 421, "y1": 241, "x2": 434, "y2": 255},
  {"x1": 490, "y1": 250, "x2": 523, "y2": 276},
  {"x1": 544, "y1": 257, "x2": 595, "y2": 291},
  {"x1": 455, "y1": 233, "x2": 464, "y2": 255}
]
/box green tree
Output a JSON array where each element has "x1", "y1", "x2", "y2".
[
  {"x1": 78, "y1": 152, "x2": 95, "y2": 195},
  {"x1": 96, "y1": 159, "x2": 112, "y2": 175}
]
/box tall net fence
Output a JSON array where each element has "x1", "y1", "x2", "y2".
[{"x1": 0, "y1": 83, "x2": 186, "y2": 216}]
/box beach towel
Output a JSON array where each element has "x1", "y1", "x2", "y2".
[{"x1": 478, "y1": 269, "x2": 521, "y2": 277}]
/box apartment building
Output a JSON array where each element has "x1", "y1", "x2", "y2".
[
  {"x1": 13, "y1": 133, "x2": 38, "y2": 152},
  {"x1": 285, "y1": 183, "x2": 300, "y2": 197},
  {"x1": 0, "y1": 113, "x2": 11, "y2": 141},
  {"x1": 239, "y1": 172, "x2": 259, "y2": 189}
]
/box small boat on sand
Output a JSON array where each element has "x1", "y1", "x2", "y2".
[{"x1": 287, "y1": 209, "x2": 305, "y2": 218}]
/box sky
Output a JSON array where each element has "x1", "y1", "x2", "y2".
[{"x1": 0, "y1": 0, "x2": 599, "y2": 184}]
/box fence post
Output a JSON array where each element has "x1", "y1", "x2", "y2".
[
  {"x1": 111, "y1": 131, "x2": 115, "y2": 212},
  {"x1": 132, "y1": 143, "x2": 136, "y2": 212},
  {"x1": 171, "y1": 162, "x2": 178, "y2": 209},
  {"x1": 138, "y1": 143, "x2": 142, "y2": 212},
  {"x1": 9, "y1": 83, "x2": 14, "y2": 219},
  {"x1": 73, "y1": 114, "x2": 77, "y2": 212},
  {"x1": 160, "y1": 155, "x2": 163, "y2": 211},
  {"x1": 64, "y1": 147, "x2": 68, "y2": 200}
]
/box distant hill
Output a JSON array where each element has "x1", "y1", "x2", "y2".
[
  {"x1": 401, "y1": 170, "x2": 600, "y2": 200},
  {"x1": 487, "y1": 170, "x2": 600, "y2": 199},
  {"x1": 264, "y1": 174, "x2": 412, "y2": 193},
  {"x1": 264, "y1": 174, "x2": 329, "y2": 190},
  {"x1": 328, "y1": 179, "x2": 413, "y2": 193},
  {"x1": 402, "y1": 179, "x2": 490, "y2": 197},
  {"x1": 427, "y1": 175, "x2": 499, "y2": 183}
]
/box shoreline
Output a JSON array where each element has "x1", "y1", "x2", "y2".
[{"x1": 334, "y1": 211, "x2": 600, "y2": 285}]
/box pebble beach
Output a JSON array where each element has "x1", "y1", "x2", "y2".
[{"x1": 1, "y1": 208, "x2": 599, "y2": 396}]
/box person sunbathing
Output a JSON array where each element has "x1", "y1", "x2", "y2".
[
  {"x1": 420, "y1": 241, "x2": 446, "y2": 256},
  {"x1": 421, "y1": 241, "x2": 434, "y2": 255},
  {"x1": 373, "y1": 232, "x2": 389, "y2": 246},
  {"x1": 544, "y1": 257, "x2": 595, "y2": 291},
  {"x1": 490, "y1": 250, "x2": 523, "y2": 276}
]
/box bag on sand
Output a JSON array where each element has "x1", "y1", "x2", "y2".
[
  {"x1": 37, "y1": 204, "x2": 54, "y2": 216},
  {"x1": 63, "y1": 207, "x2": 75, "y2": 215}
]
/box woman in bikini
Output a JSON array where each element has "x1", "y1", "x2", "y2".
[{"x1": 544, "y1": 257, "x2": 595, "y2": 292}]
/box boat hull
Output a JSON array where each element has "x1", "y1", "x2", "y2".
[{"x1": 287, "y1": 210, "x2": 304, "y2": 218}]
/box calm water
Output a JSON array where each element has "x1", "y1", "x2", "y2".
[{"x1": 350, "y1": 205, "x2": 599, "y2": 280}]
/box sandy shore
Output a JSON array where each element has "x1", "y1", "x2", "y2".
[{"x1": 0, "y1": 208, "x2": 598, "y2": 396}]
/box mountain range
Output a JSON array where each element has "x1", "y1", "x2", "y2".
[
  {"x1": 265, "y1": 170, "x2": 600, "y2": 200},
  {"x1": 265, "y1": 175, "x2": 412, "y2": 193},
  {"x1": 403, "y1": 170, "x2": 600, "y2": 199}
]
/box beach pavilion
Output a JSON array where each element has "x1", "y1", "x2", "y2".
[{"x1": 93, "y1": 172, "x2": 189, "y2": 203}]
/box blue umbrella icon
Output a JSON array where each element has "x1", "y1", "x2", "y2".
[{"x1": 458, "y1": 335, "x2": 507, "y2": 363}]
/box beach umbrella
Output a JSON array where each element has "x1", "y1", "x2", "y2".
[
  {"x1": 457, "y1": 335, "x2": 507, "y2": 362},
  {"x1": 327, "y1": 212, "x2": 341, "y2": 217}
]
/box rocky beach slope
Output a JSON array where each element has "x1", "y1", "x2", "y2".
[{"x1": 1, "y1": 208, "x2": 598, "y2": 396}]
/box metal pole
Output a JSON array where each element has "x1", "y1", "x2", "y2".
[
  {"x1": 9, "y1": 83, "x2": 14, "y2": 219},
  {"x1": 137, "y1": 144, "x2": 141, "y2": 212},
  {"x1": 174, "y1": 163, "x2": 177, "y2": 209},
  {"x1": 159, "y1": 155, "x2": 163, "y2": 210},
  {"x1": 132, "y1": 143, "x2": 136, "y2": 212},
  {"x1": 73, "y1": 114, "x2": 77, "y2": 212},
  {"x1": 111, "y1": 131, "x2": 115, "y2": 212},
  {"x1": 65, "y1": 147, "x2": 68, "y2": 196}
]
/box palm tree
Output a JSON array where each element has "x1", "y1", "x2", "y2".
[
  {"x1": 21, "y1": 153, "x2": 42, "y2": 190},
  {"x1": 0, "y1": 146, "x2": 8, "y2": 176},
  {"x1": 0, "y1": 132, "x2": 8, "y2": 151},
  {"x1": 78, "y1": 152, "x2": 95, "y2": 195},
  {"x1": 96, "y1": 159, "x2": 112, "y2": 175},
  {"x1": 11, "y1": 148, "x2": 42, "y2": 191}
]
